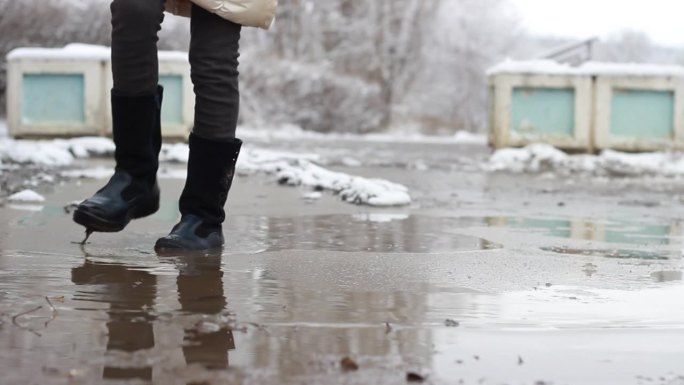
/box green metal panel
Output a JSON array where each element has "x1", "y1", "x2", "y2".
[
  {"x1": 21, "y1": 74, "x2": 85, "y2": 125},
  {"x1": 511, "y1": 87, "x2": 575, "y2": 136},
  {"x1": 610, "y1": 89, "x2": 674, "y2": 139},
  {"x1": 159, "y1": 75, "x2": 183, "y2": 125}
]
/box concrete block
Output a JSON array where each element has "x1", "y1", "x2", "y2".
[
  {"x1": 593, "y1": 75, "x2": 684, "y2": 151},
  {"x1": 6, "y1": 44, "x2": 108, "y2": 138},
  {"x1": 488, "y1": 73, "x2": 593, "y2": 151}
]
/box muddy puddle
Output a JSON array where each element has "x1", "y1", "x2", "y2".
[{"x1": 1, "y1": 182, "x2": 684, "y2": 384}]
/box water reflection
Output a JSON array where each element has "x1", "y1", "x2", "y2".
[
  {"x1": 488, "y1": 217, "x2": 679, "y2": 246},
  {"x1": 171, "y1": 253, "x2": 235, "y2": 370},
  {"x1": 222, "y1": 215, "x2": 680, "y2": 256},
  {"x1": 70, "y1": 251, "x2": 235, "y2": 381},
  {"x1": 541, "y1": 246, "x2": 671, "y2": 260},
  {"x1": 229, "y1": 215, "x2": 501, "y2": 253},
  {"x1": 71, "y1": 259, "x2": 157, "y2": 381}
]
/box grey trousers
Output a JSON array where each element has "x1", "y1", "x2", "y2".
[{"x1": 111, "y1": 0, "x2": 241, "y2": 139}]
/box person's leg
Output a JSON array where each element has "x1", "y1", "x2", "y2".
[
  {"x1": 155, "y1": 5, "x2": 243, "y2": 251},
  {"x1": 74, "y1": 0, "x2": 165, "y2": 240},
  {"x1": 111, "y1": 0, "x2": 165, "y2": 95},
  {"x1": 189, "y1": 3, "x2": 242, "y2": 140}
]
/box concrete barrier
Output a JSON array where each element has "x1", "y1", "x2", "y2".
[
  {"x1": 6, "y1": 44, "x2": 193, "y2": 139},
  {"x1": 589, "y1": 63, "x2": 684, "y2": 152},
  {"x1": 7, "y1": 44, "x2": 108, "y2": 138},
  {"x1": 488, "y1": 72, "x2": 593, "y2": 151},
  {"x1": 488, "y1": 60, "x2": 684, "y2": 152}
]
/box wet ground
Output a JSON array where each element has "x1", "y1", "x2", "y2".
[{"x1": 1, "y1": 138, "x2": 684, "y2": 385}]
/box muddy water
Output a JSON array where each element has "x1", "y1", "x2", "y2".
[{"x1": 1, "y1": 174, "x2": 684, "y2": 385}]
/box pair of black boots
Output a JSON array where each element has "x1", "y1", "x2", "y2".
[{"x1": 73, "y1": 87, "x2": 242, "y2": 252}]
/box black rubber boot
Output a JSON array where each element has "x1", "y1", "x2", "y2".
[
  {"x1": 73, "y1": 86, "x2": 163, "y2": 236},
  {"x1": 155, "y1": 134, "x2": 242, "y2": 252}
]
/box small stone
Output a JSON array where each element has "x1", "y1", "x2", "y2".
[
  {"x1": 407, "y1": 372, "x2": 426, "y2": 383},
  {"x1": 444, "y1": 319, "x2": 460, "y2": 327},
  {"x1": 340, "y1": 357, "x2": 359, "y2": 372}
]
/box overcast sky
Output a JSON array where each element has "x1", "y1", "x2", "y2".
[{"x1": 509, "y1": 0, "x2": 684, "y2": 47}]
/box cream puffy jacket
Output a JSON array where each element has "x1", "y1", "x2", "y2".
[{"x1": 165, "y1": 0, "x2": 277, "y2": 29}]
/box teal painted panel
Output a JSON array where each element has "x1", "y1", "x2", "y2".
[
  {"x1": 159, "y1": 75, "x2": 183, "y2": 125},
  {"x1": 511, "y1": 87, "x2": 575, "y2": 136},
  {"x1": 506, "y1": 218, "x2": 572, "y2": 239},
  {"x1": 22, "y1": 74, "x2": 85, "y2": 125},
  {"x1": 605, "y1": 223, "x2": 670, "y2": 246},
  {"x1": 610, "y1": 89, "x2": 674, "y2": 139}
]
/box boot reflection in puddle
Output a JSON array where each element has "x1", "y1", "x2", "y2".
[
  {"x1": 163, "y1": 250, "x2": 236, "y2": 370},
  {"x1": 71, "y1": 257, "x2": 157, "y2": 382}
]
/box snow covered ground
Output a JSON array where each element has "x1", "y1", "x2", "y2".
[
  {"x1": 485, "y1": 143, "x2": 684, "y2": 177},
  {"x1": 7, "y1": 131, "x2": 684, "y2": 207},
  {"x1": 0, "y1": 135, "x2": 413, "y2": 207},
  {"x1": 238, "y1": 124, "x2": 487, "y2": 145}
]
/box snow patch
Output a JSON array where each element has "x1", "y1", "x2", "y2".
[
  {"x1": 50, "y1": 140, "x2": 411, "y2": 206},
  {"x1": 61, "y1": 167, "x2": 114, "y2": 179},
  {"x1": 353, "y1": 213, "x2": 410, "y2": 223},
  {"x1": 239, "y1": 124, "x2": 487, "y2": 145},
  {"x1": 235, "y1": 147, "x2": 411, "y2": 207},
  {"x1": 485, "y1": 144, "x2": 684, "y2": 177},
  {"x1": 160, "y1": 143, "x2": 190, "y2": 163},
  {"x1": 488, "y1": 59, "x2": 684, "y2": 77},
  {"x1": 0, "y1": 137, "x2": 115, "y2": 167},
  {"x1": 272, "y1": 160, "x2": 411, "y2": 207},
  {"x1": 7, "y1": 44, "x2": 187, "y2": 62},
  {"x1": 8, "y1": 189, "x2": 45, "y2": 203},
  {"x1": 0, "y1": 139, "x2": 75, "y2": 167},
  {"x1": 301, "y1": 191, "x2": 323, "y2": 201},
  {"x1": 54, "y1": 137, "x2": 116, "y2": 158},
  {"x1": 7, "y1": 43, "x2": 110, "y2": 61}
]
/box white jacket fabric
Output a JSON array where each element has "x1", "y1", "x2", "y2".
[{"x1": 165, "y1": 0, "x2": 277, "y2": 29}]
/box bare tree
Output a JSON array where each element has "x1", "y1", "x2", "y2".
[{"x1": 596, "y1": 30, "x2": 656, "y2": 63}]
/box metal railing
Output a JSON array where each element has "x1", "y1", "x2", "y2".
[{"x1": 539, "y1": 37, "x2": 599, "y2": 66}]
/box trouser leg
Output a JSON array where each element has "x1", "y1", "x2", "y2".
[
  {"x1": 189, "y1": 3, "x2": 242, "y2": 139},
  {"x1": 111, "y1": 0, "x2": 165, "y2": 96}
]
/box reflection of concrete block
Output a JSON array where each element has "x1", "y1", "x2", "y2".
[
  {"x1": 7, "y1": 44, "x2": 109, "y2": 138},
  {"x1": 104, "y1": 51, "x2": 193, "y2": 140},
  {"x1": 488, "y1": 73, "x2": 593, "y2": 151},
  {"x1": 594, "y1": 75, "x2": 684, "y2": 151}
]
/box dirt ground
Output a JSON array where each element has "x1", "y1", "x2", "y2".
[{"x1": 1, "y1": 138, "x2": 684, "y2": 385}]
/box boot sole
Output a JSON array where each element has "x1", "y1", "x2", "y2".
[
  {"x1": 154, "y1": 238, "x2": 223, "y2": 252},
  {"x1": 73, "y1": 194, "x2": 160, "y2": 233}
]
